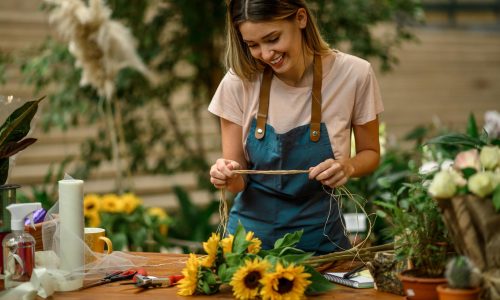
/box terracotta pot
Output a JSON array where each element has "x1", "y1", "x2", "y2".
[
  {"x1": 437, "y1": 284, "x2": 480, "y2": 300},
  {"x1": 399, "y1": 270, "x2": 447, "y2": 300}
]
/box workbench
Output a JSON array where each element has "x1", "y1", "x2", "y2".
[{"x1": 39, "y1": 252, "x2": 404, "y2": 300}]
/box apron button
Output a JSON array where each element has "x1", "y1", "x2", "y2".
[
  {"x1": 312, "y1": 130, "x2": 318, "y2": 136},
  {"x1": 257, "y1": 128, "x2": 263, "y2": 134}
]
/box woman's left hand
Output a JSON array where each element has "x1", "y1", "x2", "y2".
[{"x1": 308, "y1": 158, "x2": 355, "y2": 188}]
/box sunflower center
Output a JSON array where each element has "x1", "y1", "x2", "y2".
[
  {"x1": 87, "y1": 204, "x2": 95, "y2": 210},
  {"x1": 244, "y1": 271, "x2": 261, "y2": 289},
  {"x1": 277, "y1": 278, "x2": 294, "y2": 294}
]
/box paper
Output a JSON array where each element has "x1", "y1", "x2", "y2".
[
  {"x1": 324, "y1": 270, "x2": 374, "y2": 289},
  {"x1": 58, "y1": 177, "x2": 84, "y2": 289}
]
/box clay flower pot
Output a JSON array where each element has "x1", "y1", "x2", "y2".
[
  {"x1": 399, "y1": 270, "x2": 447, "y2": 300},
  {"x1": 437, "y1": 284, "x2": 480, "y2": 300}
]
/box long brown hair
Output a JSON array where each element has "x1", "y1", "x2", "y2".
[{"x1": 225, "y1": 0, "x2": 330, "y2": 81}]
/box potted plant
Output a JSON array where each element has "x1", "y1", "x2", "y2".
[
  {"x1": 375, "y1": 175, "x2": 451, "y2": 300},
  {"x1": 0, "y1": 96, "x2": 44, "y2": 275},
  {"x1": 437, "y1": 255, "x2": 481, "y2": 300}
]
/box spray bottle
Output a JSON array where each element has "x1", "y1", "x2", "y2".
[{"x1": 2, "y1": 202, "x2": 41, "y2": 288}]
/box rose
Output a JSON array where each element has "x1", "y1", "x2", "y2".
[
  {"x1": 479, "y1": 146, "x2": 500, "y2": 170},
  {"x1": 429, "y1": 170, "x2": 458, "y2": 199},
  {"x1": 454, "y1": 149, "x2": 480, "y2": 171},
  {"x1": 468, "y1": 172, "x2": 495, "y2": 198}
]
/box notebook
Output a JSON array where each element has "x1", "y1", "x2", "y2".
[{"x1": 323, "y1": 270, "x2": 374, "y2": 289}]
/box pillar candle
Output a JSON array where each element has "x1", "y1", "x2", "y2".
[{"x1": 58, "y1": 178, "x2": 84, "y2": 285}]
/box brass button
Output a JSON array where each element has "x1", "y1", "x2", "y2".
[
  {"x1": 257, "y1": 128, "x2": 263, "y2": 134},
  {"x1": 312, "y1": 130, "x2": 318, "y2": 136}
]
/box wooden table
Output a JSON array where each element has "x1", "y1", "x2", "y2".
[{"x1": 40, "y1": 252, "x2": 404, "y2": 300}]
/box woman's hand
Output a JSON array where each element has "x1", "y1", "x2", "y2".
[
  {"x1": 308, "y1": 158, "x2": 355, "y2": 188},
  {"x1": 210, "y1": 158, "x2": 242, "y2": 189}
]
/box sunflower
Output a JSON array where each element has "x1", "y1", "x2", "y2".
[
  {"x1": 86, "y1": 211, "x2": 101, "y2": 227},
  {"x1": 121, "y1": 193, "x2": 142, "y2": 214},
  {"x1": 221, "y1": 234, "x2": 234, "y2": 255},
  {"x1": 260, "y1": 263, "x2": 311, "y2": 300},
  {"x1": 230, "y1": 258, "x2": 270, "y2": 300},
  {"x1": 100, "y1": 194, "x2": 124, "y2": 213},
  {"x1": 83, "y1": 194, "x2": 101, "y2": 217},
  {"x1": 201, "y1": 233, "x2": 220, "y2": 268},
  {"x1": 246, "y1": 231, "x2": 262, "y2": 254},
  {"x1": 177, "y1": 253, "x2": 200, "y2": 296},
  {"x1": 147, "y1": 207, "x2": 169, "y2": 235}
]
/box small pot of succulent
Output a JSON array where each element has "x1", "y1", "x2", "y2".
[{"x1": 436, "y1": 255, "x2": 481, "y2": 300}]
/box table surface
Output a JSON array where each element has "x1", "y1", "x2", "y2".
[{"x1": 39, "y1": 252, "x2": 404, "y2": 300}]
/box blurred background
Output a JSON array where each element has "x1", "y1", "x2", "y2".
[{"x1": 0, "y1": 0, "x2": 499, "y2": 251}]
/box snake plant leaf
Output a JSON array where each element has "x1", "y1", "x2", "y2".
[
  {"x1": 0, "y1": 138, "x2": 37, "y2": 159},
  {"x1": 0, "y1": 96, "x2": 45, "y2": 148}
]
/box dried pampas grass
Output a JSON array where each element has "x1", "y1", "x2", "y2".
[{"x1": 45, "y1": 0, "x2": 158, "y2": 99}]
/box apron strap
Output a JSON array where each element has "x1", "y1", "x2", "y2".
[
  {"x1": 310, "y1": 54, "x2": 322, "y2": 142},
  {"x1": 255, "y1": 67, "x2": 273, "y2": 140},
  {"x1": 255, "y1": 54, "x2": 329, "y2": 142}
]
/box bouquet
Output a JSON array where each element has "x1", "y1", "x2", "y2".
[
  {"x1": 176, "y1": 224, "x2": 333, "y2": 299},
  {"x1": 426, "y1": 143, "x2": 500, "y2": 299}
]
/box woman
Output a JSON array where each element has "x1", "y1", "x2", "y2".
[{"x1": 209, "y1": 0, "x2": 383, "y2": 254}]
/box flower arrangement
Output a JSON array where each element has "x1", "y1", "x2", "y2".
[
  {"x1": 428, "y1": 145, "x2": 500, "y2": 210},
  {"x1": 83, "y1": 192, "x2": 170, "y2": 251},
  {"x1": 176, "y1": 224, "x2": 333, "y2": 299}
]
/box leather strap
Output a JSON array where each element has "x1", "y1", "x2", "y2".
[
  {"x1": 310, "y1": 54, "x2": 322, "y2": 142},
  {"x1": 256, "y1": 54, "x2": 329, "y2": 142},
  {"x1": 255, "y1": 67, "x2": 273, "y2": 139}
]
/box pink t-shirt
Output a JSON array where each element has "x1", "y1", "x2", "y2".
[{"x1": 208, "y1": 51, "x2": 384, "y2": 160}]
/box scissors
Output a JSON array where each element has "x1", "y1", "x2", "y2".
[{"x1": 80, "y1": 268, "x2": 148, "y2": 289}]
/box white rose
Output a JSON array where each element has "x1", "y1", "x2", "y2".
[
  {"x1": 440, "y1": 159, "x2": 454, "y2": 171},
  {"x1": 429, "y1": 170, "x2": 457, "y2": 199},
  {"x1": 479, "y1": 146, "x2": 500, "y2": 170},
  {"x1": 468, "y1": 172, "x2": 495, "y2": 198}
]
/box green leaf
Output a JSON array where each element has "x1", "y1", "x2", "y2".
[
  {"x1": 233, "y1": 223, "x2": 250, "y2": 254},
  {"x1": 225, "y1": 253, "x2": 244, "y2": 267},
  {"x1": 304, "y1": 265, "x2": 334, "y2": 295},
  {"x1": 273, "y1": 230, "x2": 303, "y2": 249},
  {"x1": 493, "y1": 185, "x2": 500, "y2": 212},
  {"x1": 461, "y1": 167, "x2": 477, "y2": 179},
  {"x1": 110, "y1": 232, "x2": 128, "y2": 251},
  {"x1": 425, "y1": 133, "x2": 485, "y2": 150},
  {"x1": 0, "y1": 158, "x2": 8, "y2": 185},
  {"x1": 0, "y1": 138, "x2": 37, "y2": 158},
  {"x1": 0, "y1": 96, "x2": 45, "y2": 147},
  {"x1": 466, "y1": 113, "x2": 479, "y2": 139}
]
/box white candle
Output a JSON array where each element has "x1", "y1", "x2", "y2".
[{"x1": 58, "y1": 178, "x2": 84, "y2": 286}]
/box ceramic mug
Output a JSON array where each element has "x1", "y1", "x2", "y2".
[{"x1": 84, "y1": 227, "x2": 113, "y2": 262}]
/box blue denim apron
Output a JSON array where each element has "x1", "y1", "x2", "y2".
[{"x1": 227, "y1": 55, "x2": 350, "y2": 255}]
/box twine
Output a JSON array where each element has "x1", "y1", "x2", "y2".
[{"x1": 216, "y1": 169, "x2": 376, "y2": 267}]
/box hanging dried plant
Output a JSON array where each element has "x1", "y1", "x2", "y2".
[{"x1": 45, "y1": 0, "x2": 157, "y2": 99}]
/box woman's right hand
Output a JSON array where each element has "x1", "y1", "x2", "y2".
[{"x1": 209, "y1": 158, "x2": 242, "y2": 189}]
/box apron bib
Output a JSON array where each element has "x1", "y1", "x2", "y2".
[{"x1": 227, "y1": 55, "x2": 350, "y2": 255}]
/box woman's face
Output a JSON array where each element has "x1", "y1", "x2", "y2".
[{"x1": 239, "y1": 8, "x2": 308, "y2": 79}]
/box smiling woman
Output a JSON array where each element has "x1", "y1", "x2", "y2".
[{"x1": 209, "y1": 0, "x2": 383, "y2": 255}]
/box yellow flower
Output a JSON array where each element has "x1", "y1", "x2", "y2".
[
  {"x1": 246, "y1": 231, "x2": 262, "y2": 254},
  {"x1": 86, "y1": 211, "x2": 101, "y2": 227},
  {"x1": 121, "y1": 193, "x2": 142, "y2": 214},
  {"x1": 101, "y1": 194, "x2": 124, "y2": 213},
  {"x1": 201, "y1": 233, "x2": 220, "y2": 268},
  {"x1": 230, "y1": 258, "x2": 270, "y2": 300},
  {"x1": 221, "y1": 234, "x2": 234, "y2": 255},
  {"x1": 83, "y1": 194, "x2": 101, "y2": 217},
  {"x1": 147, "y1": 207, "x2": 169, "y2": 236},
  {"x1": 260, "y1": 263, "x2": 311, "y2": 300},
  {"x1": 177, "y1": 253, "x2": 200, "y2": 296}
]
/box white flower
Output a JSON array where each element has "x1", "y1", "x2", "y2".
[
  {"x1": 468, "y1": 172, "x2": 495, "y2": 198},
  {"x1": 484, "y1": 110, "x2": 500, "y2": 139},
  {"x1": 419, "y1": 161, "x2": 439, "y2": 175},
  {"x1": 479, "y1": 146, "x2": 499, "y2": 170},
  {"x1": 428, "y1": 170, "x2": 457, "y2": 199},
  {"x1": 440, "y1": 159, "x2": 455, "y2": 171}
]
